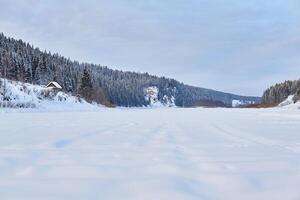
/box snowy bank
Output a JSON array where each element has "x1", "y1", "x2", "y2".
[
  {"x1": 278, "y1": 95, "x2": 300, "y2": 109},
  {"x1": 0, "y1": 79, "x2": 102, "y2": 111}
]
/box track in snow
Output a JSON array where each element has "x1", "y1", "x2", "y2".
[{"x1": 0, "y1": 108, "x2": 300, "y2": 200}]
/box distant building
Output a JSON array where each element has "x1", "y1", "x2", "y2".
[{"x1": 46, "y1": 81, "x2": 63, "y2": 91}]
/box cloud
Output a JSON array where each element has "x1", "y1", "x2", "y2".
[{"x1": 0, "y1": 0, "x2": 299, "y2": 96}]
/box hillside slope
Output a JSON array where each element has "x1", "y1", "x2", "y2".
[
  {"x1": 0, "y1": 78, "x2": 99, "y2": 110},
  {"x1": 0, "y1": 33, "x2": 260, "y2": 107},
  {"x1": 262, "y1": 79, "x2": 300, "y2": 104},
  {"x1": 278, "y1": 95, "x2": 300, "y2": 109}
]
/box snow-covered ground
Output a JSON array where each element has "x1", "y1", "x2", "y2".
[
  {"x1": 0, "y1": 79, "x2": 101, "y2": 111},
  {"x1": 279, "y1": 95, "x2": 300, "y2": 109},
  {"x1": 0, "y1": 108, "x2": 300, "y2": 200}
]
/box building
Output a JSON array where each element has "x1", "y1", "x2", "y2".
[{"x1": 46, "y1": 81, "x2": 63, "y2": 91}]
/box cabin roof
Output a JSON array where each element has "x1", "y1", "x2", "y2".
[{"x1": 46, "y1": 81, "x2": 62, "y2": 89}]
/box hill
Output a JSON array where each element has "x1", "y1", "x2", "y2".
[
  {"x1": 0, "y1": 33, "x2": 260, "y2": 107},
  {"x1": 262, "y1": 79, "x2": 300, "y2": 105}
]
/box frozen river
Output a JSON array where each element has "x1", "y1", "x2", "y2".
[{"x1": 0, "y1": 108, "x2": 300, "y2": 200}]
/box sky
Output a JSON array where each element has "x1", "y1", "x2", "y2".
[{"x1": 0, "y1": 0, "x2": 300, "y2": 96}]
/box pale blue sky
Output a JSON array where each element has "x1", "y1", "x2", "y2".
[{"x1": 0, "y1": 0, "x2": 300, "y2": 96}]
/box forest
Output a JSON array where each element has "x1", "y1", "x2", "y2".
[{"x1": 0, "y1": 33, "x2": 260, "y2": 107}]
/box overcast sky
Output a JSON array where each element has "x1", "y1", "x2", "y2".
[{"x1": 0, "y1": 0, "x2": 300, "y2": 96}]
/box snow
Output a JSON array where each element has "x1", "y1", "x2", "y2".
[
  {"x1": 279, "y1": 95, "x2": 295, "y2": 106},
  {"x1": 46, "y1": 81, "x2": 62, "y2": 89},
  {"x1": 232, "y1": 99, "x2": 256, "y2": 107},
  {"x1": 279, "y1": 95, "x2": 300, "y2": 109},
  {"x1": 0, "y1": 108, "x2": 300, "y2": 200},
  {"x1": 0, "y1": 79, "x2": 102, "y2": 111},
  {"x1": 232, "y1": 99, "x2": 244, "y2": 107},
  {"x1": 144, "y1": 86, "x2": 175, "y2": 107}
]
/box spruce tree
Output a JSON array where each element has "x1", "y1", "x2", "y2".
[{"x1": 78, "y1": 69, "x2": 93, "y2": 102}]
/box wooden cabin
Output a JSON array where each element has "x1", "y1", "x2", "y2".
[{"x1": 46, "y1": 81, "x2": 63, "y2": 91}]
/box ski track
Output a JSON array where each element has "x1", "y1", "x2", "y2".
[{"x1": 0, "y1": 108, "x2": 299, "y2": 200}]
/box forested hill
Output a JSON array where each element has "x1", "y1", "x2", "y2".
[
  {"x1": 0, "y1": 33, "x2": 260, "y2": 107},
  {"x1": 262, "y1": 79, "x2": 300, "y2": 104}
]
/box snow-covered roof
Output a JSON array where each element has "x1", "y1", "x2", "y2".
[{"x1": 46, "y1": 81, "x2": 62, "y2": 89}]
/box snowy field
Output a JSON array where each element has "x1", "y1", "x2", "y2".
[{"x1": 0, "y1": 108, "x2": 300, "y2": 200}]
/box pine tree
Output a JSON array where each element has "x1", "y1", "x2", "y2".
[{"x1": 78, "y1": 69, "x2": 93, "y2": 102}]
